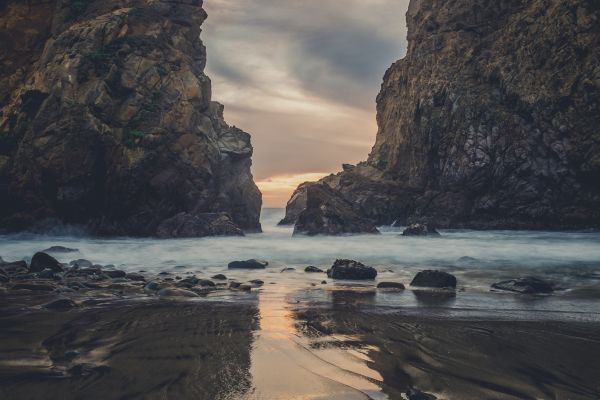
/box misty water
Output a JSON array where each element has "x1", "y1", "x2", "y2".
[{"x1": 1, "y1": 208, "x2": 599, "y2": 320}]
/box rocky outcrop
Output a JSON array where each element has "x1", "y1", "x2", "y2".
[
  {"x1": 291, "y1": 182, "x2": 379, "y2": 236},
  {"x1": 283, "y1": 0, "x2": 600, "y2": 231},
  {"x1": 0, "y1": 0, "x2": 261, "y2": 236}
]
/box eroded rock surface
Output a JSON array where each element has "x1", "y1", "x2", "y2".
[
  {"x1": 283, "y1": 0, "x2": 600, "y2": 231},
  {"x1": 0, "y1": 0, "x2": 261, "y2": 236},
  {"x1": 292, "y1": 183, "x2": 379, "y2": 236}
]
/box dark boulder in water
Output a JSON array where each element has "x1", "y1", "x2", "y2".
[
  {"x1": 492, "y1": 277, "x2": 554, "y2": 294},
  {"x1": 410, "y1": 270, "x2": 457, "y2": 288},
  {"x1": 228, "y1": 259, "x2": 268, "y2": 269},
  {"x1": 327, "y1": 259, "x2": 377, "y2": 280},
  {"x1": 42, "y1": 246, "x2": 79, "y2": 253},
  {"x1": 402, "y1": 224, "x2": 441, "y2": 237},
  {"x1": 211, "y1": 274, "x2": 227, "y2": 280},
  {"x1": 30, "y1": 252, "x2": 63, "y2": 273},
  {"x1": 377, "y1": 282, "x2": 405, "y2": 290},
  {"x1": 305, "y1": 266, "x2": 324, "y2": 273}
]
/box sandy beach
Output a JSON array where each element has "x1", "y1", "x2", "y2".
[{"x1": 1, "y1": 279, "x2": 599, "y2": 400}]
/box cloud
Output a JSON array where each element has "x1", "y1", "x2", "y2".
[{"x1": 202, "y1": 0, "x2": 410, "y2": 205}]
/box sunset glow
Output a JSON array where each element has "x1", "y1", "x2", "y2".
[{"x1": 257, "y1": 172, "x2": 330, "y2": 207}]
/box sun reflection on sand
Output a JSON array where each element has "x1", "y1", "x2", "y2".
[{"x1": 246, "y1": 284, "x2": 388, "y2": 400}]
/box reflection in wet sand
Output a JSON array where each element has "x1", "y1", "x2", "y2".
[
  {"x1": 0, "y1": 299, "x2": 259, "y2": 400},
  {"x1": 247, "y1": 284, "x2": 388, "y2": 399},
  {"x1": 2, "y1": 283, "x2": 600, "y2": 400},
  {"x1": 295, "y1": 290, "x2": 600, "y2": 400}
]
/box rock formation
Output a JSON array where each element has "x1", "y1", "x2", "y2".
[
  {"x1": 292, "y1": 182, "x2": 379, "y2": 236},
  {"x1": 283, "y1": 0, "x2": 600, "y2": 231},
  {"x1": 0, "y1": 0, "x2": 261, "y2": 236}
]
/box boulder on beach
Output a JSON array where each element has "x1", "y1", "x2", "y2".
[
  {"x1": 228, "y1": 259, "x2": 268, "y2": 269},
  {"x1": 377, "y1": 282, "x2": 405, "y2": 290},
  {"x1": 305, "y1": 266, "x2": 324, "y2": 273},
  {"x1": 212, "y1": 274, "x2": 227, "y2": 280},
  {"x1": 491, "y1": 277, "x2": 555, "y2": 294},
  {"x1": 402, "y1": 224, "x2": 441, "y2": 237},
  {"x1": 30, "y1": 252, "x2": 63, "y2": 273},
  {"x1": 327, "y1": 259, "x2": 377, "y2": 280},
  {"x1": 410, "y1": 270, "x2": 457, "y2": 288}
]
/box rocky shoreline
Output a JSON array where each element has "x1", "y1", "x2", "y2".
[{"x1": 0, "y1": 249, "x2": 566, "y2": 311}]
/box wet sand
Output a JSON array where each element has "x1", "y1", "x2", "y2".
[{"x1": 1, "y1": 284, "x2": 599, "y2": 400}]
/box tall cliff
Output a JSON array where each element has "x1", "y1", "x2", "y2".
[
  {"x1": 0, "y1": 0, "x2": 262, "y2": 236},
  {"x1": 284, "y1": 0, "x2": 600, "y2": 232}
]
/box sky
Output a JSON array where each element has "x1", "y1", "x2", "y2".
[{"x1": 202, "y1": 0, "x2": 411, "y2": 207}]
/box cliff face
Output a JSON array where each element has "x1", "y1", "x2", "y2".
[
  {"x1": 0, "y1": 0, "x2": 262, "y2": 236},
  {"x1": 284, "y1": 0, "x2": 600, "y2": 230}
]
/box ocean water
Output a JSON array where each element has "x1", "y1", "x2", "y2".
[{"x1": 1, "y1": 208, "x2": 600, "y2": 318}]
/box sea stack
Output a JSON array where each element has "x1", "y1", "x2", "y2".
[
  {"x1": 283, "y1": 0, "x2": 600, "y2": 233},
  {"x1": 0, "y1": 0, "x2": 261, "y2": 236}
]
